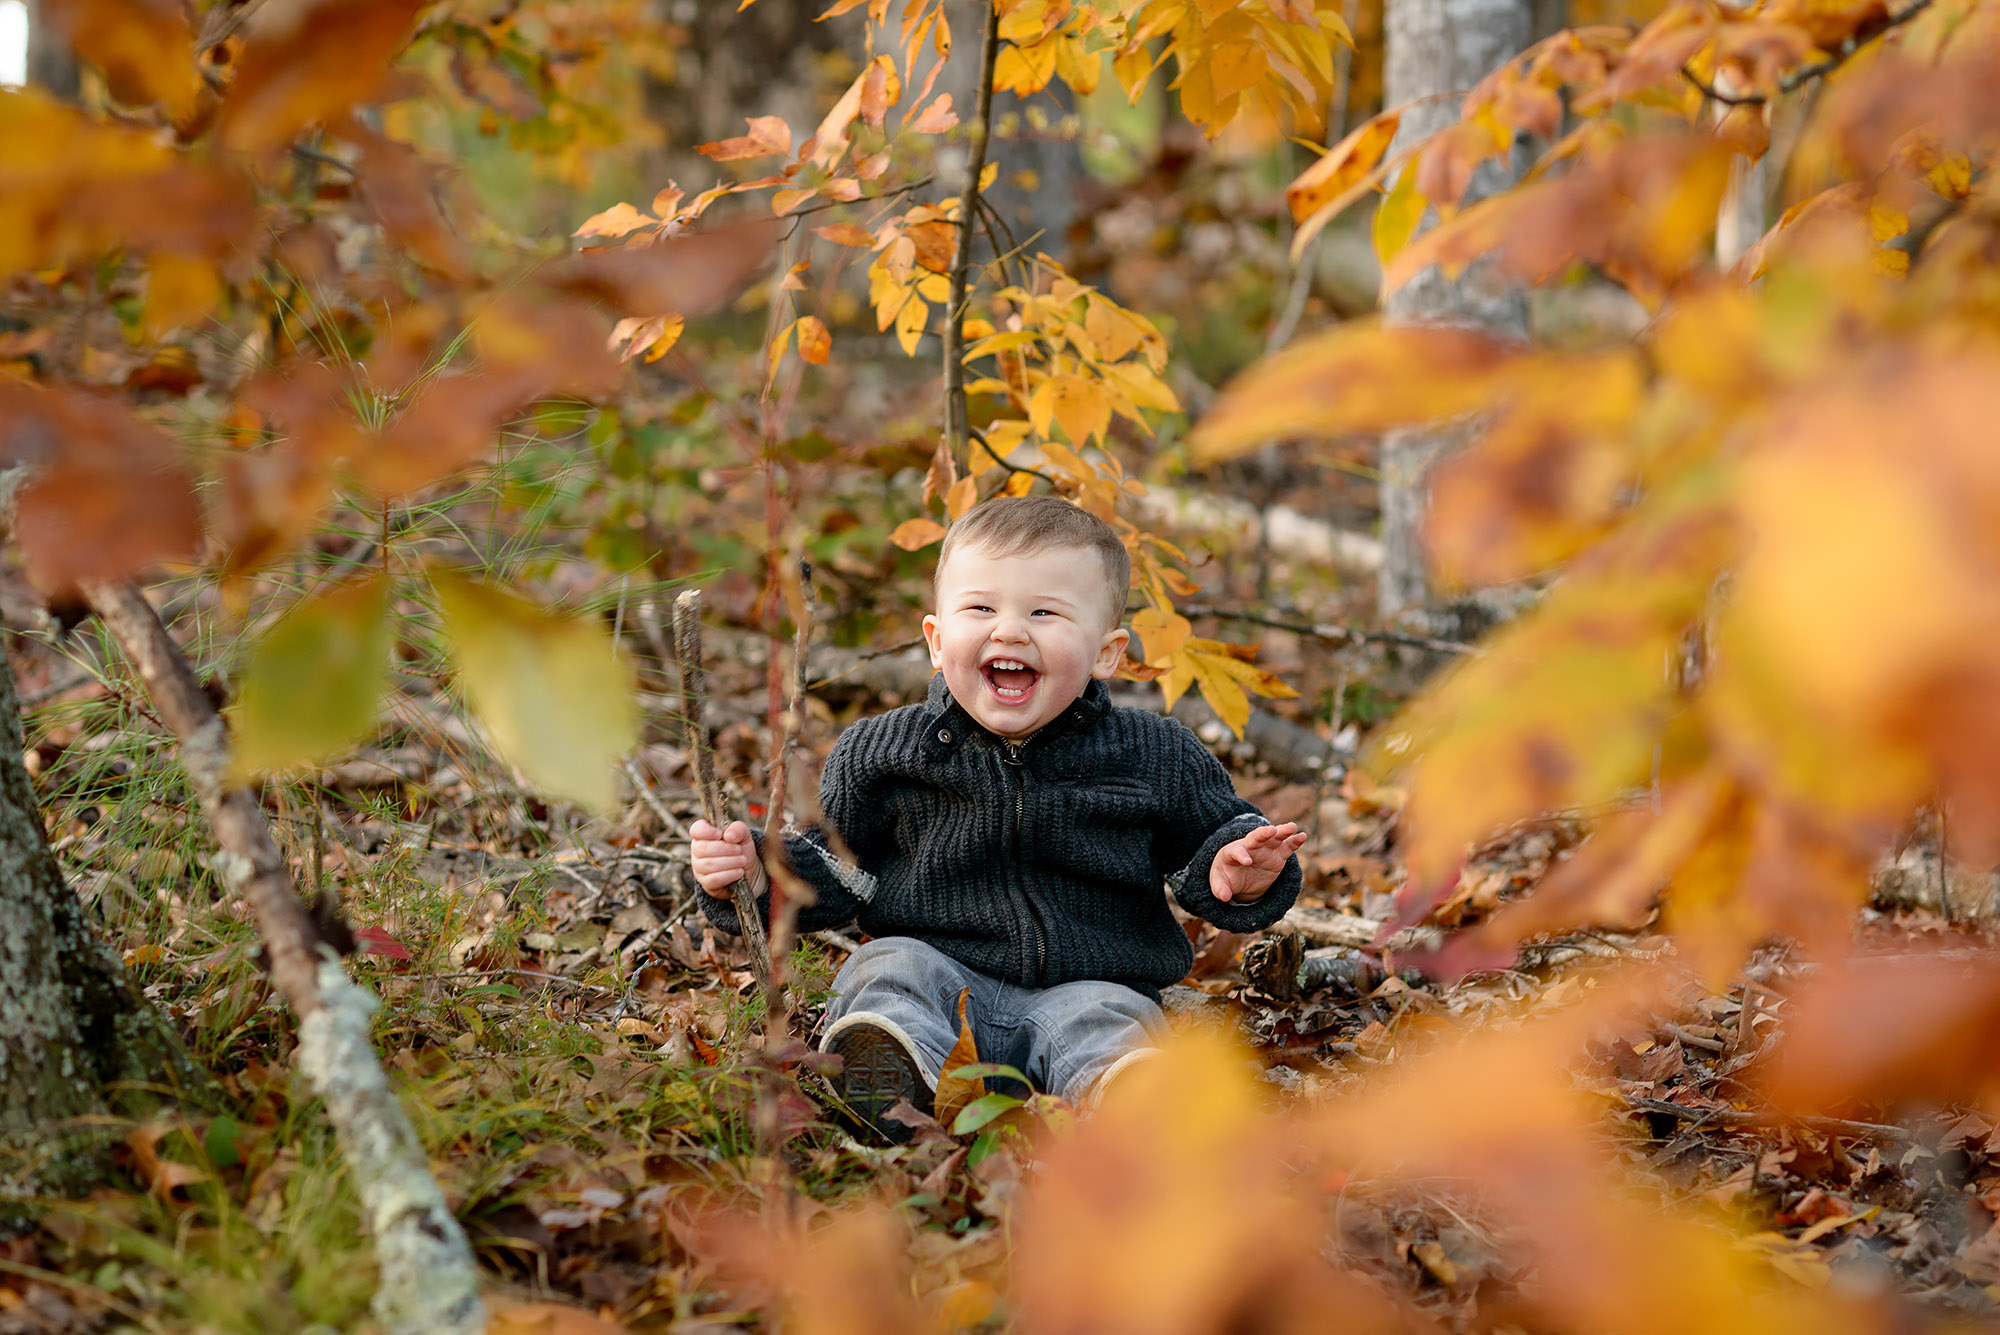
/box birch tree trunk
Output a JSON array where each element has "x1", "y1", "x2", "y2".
[
  {"x1": 24, "y1": 0, "x2": 80, "y2": 100},
  {"x1": 0, "y1": 643, "x2": 206, "y2": 1217},
  {"x1": 1377, "y1": 0, "x2": 1533, "y2": 628}
]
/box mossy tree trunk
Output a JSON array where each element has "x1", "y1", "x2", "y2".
[{"x1": 0, "y1": 643, "x2": 203, "y2": 1208}]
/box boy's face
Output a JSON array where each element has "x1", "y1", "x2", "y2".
[{"x1": 923, "y1": 542, "x2": 1130, "y2": 741}]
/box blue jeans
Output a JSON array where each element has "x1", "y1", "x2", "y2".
[{"x1": 820, "y1": 937, "x2": 1168, "y2": 1102}]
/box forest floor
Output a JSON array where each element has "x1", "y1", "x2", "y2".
[{"x1": 5, "y1": 584, "x2": 2000, "y2": 1335}]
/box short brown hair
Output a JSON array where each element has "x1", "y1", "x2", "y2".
[{"x1": 935, "y1": 496, "x2": 1130, "y2": 629}]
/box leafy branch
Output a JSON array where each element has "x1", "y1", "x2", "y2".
[{"x1": 1680, "y1": 0, "x2": 1937, "y2": 106}]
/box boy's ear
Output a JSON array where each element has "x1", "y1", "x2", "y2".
[
  {"x1": 922, "y1": 613, "x2": 945, "y2": 671},
  {"x1": 1091, "y1": 627, "x2": 1131, "y2": 679}
]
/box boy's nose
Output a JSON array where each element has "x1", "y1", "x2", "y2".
[{"x1": 990, "y1": 616, "x2": 1030, "y2": 642}]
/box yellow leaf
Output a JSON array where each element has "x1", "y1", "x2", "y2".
[
  {"x1": 1372, "y1": 161, "x2": 1425, "y2": 269},
  {"x1": 931, "y1": 989, "x2": 985, "y2": 1129},
  {"x1": 995, "y1": 38, "x2": 1059, "y2": 94},
  {"x1": 1206, "y1": 29, "x2": 1268, "y2": 101},
  {"x1": 1029, "y1": 374, "x2": 1111, "y2": 445},
  {"x1": 1287, "y1": 108, "x2": 1401, "y2": 224},
  {"x1": 894, "y1": 293, "x2": 929, "y2": 355},
  {"x1": 1191, "y1": 321, "x2": 1515, "y2": 462},
  {"x1": 1130, "y1": 605, "x2": 1192, "y2": 666},
  {"x1": 1101, "y1": 361, "x2": 1181, "y2": 414},
  {"x1": 432, "y1": 573, "x2": 639, "y2": 813},
  {"x1": 231, "y1": 574, "x2": 390, "y2": 779},
  {"x1": 767, "y1": 320, "x2": 795, "y2": 380},
  {"x1": 890, "y1": 517, "x2": 947, "y2": 550}
]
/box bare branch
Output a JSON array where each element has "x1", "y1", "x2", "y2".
[{"x1": 940, "y1": 0, "x2": 1001, "y2": 481}]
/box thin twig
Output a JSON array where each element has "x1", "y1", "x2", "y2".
[
  {"x1": 940, "y1": 0, "x2": 1001, "y2": 479},
  {"x1": 624, "y1": 756, "x2": 690, "y2": 840},
  {"x1": 1621, "y1": 1094, "x2": 1912, "y2": 1142},
  {"x1": 1175, "y1": 603, "x2": 1478, "y2": 657},
  {"x1": 1680, "y1": 0, "x2": 1937, "y2": 107}
]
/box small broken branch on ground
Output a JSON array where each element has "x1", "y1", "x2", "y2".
[
  {"x1": 672, "y1": 589, "x2": 778, "y2": 1004},
  {"x1": 1620, "y1": 1094, "x2": 1913, "y2": 1143},
  {"x1": 83, "y1": 579, "x2": 483, "y2": 1335},
  {"x1": 1177, "y1": 604, "x2": 1477, "y2": 658},
  {"x1": 1280, "y1": 905, "x2": 1443, "y2": 955},
  {"x1": 1241, "y1": 934, "x2": 1385, "y2": 1001}
]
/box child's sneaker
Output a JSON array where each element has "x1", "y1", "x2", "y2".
[{"x1": 823, "y1": 1014, "x2": 933, "y2": 1143}]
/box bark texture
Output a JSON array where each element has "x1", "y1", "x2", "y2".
[
  {"x1": 0, "y1": 642, "x2": 204, "y2": 1214},
  {"x1": 24, "y1": 0, "x2": 80, "y2": 101},
  {"x1": 1377, "y1": 0, "x2": 1533, "y2": 626}
]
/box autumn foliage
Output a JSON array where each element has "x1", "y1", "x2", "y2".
[{"x1": 14, "y1": 0, "x2": 2000, "y2": 1330}]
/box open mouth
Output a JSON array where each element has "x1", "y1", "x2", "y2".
[{"x1": 982, "y1": 658, "x2": 1040, "y2": 705}]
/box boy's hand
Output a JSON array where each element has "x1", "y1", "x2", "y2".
[
  {"x1": 1209, "y1": 822, "x2": 1307, "y2": 904},
  {"x1": 690, "y1": 819, "x2": 754, "y2": 899}
]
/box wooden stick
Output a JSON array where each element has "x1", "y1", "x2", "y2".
[{"x1": 671, "y1": 589, "x2": 776, "y2": 998}]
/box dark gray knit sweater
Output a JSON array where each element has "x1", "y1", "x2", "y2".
[{"x1": 699, "y1": 675, "x2": 1301, "y2": 999}]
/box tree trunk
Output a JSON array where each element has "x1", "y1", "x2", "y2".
[
  {"x1": 24, "y1": 0, "x2": 80, "y2": 101},
  {"x1": 943, "y1": 0, "x2": 1083, "y2": 265},
  {"x1": 1376, "y1": 0, "x2": 1533, "y2": 629},
  {"x1": 0, "y1": 643, "x2": 206, "y2": 1217}
]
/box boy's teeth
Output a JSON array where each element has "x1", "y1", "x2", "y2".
[{"x1": 986, "y1": 659, "x2": 1038, "y2": 702}]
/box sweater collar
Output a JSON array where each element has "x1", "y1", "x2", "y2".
[{"x1": 923, "y1": 674, "x2": 1111, "y2": 754}]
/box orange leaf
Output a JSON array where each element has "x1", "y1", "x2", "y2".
[
  {"x1": 909, "y1": 92, "x2": 959, "y2": 133},
  {"x1": 931, "y1": 989, "x2": 985, "y2": 1129},
  {"x1": 217, "y1": 0, "x2": 427, "y2": 162},
  {"x1": 859, "y1": 54, "x2": 902, "y2": 131},
  {"x1": 890, "y1": 517, "x2": 948, "y2": 550},
  {"x1": 573, "y1": 202, "x2": 658, "y2": 240},
  {"x1": 45, "y1": 0, "x2": 198, "y2": 119},
  {"x1": 814, "y1": 222, "x2": 876, "y2": 247},
  {"x1": 698, "y1": 114, "x2": 794, "y2": 161},
  {"x1": 548, "y1": 220, "x2": 779, "y2": 316},
  {"x1": 795, "y1": 315, "x2": 831, "y2": 365},
  {"x1": 0, "y1": 383, "x2": 201, "y2": 594},
  {"x1": 945, "y1": 475, "x2": 978, "y2": 520}
]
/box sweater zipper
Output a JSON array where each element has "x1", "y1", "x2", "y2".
[{"x1": 1003, "y1": 738, "x2": 1048, "y2": 984}]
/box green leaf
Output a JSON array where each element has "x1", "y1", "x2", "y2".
[
  {"x1": 230, "y1": 574, "x2": 391, "y2": 779},
  {"x1": 951, "y1": 1091, "x2": 1025, "y2": 1136},
  {"x1": 945, "y1": 1061, "x2": 1031, "y2": 1086},
  {"x1": 431, "y1": 571, "x2": 639, "y2": 812}
]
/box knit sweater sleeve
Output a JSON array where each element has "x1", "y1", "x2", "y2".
[
  {"x1": 1154, "y1": 720, "x2": 1302, "y2": 933},
  {"x1": 695, "y1": 721, "x2": 893, "y2": 938}
]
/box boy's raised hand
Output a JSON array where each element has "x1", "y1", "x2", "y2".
[
  {"x1": 1209, "y1": 822, "x2": 1307, "y2": 903},
  {"x1": 689, "y1": 819, "x2": 754, "y2": 899}
]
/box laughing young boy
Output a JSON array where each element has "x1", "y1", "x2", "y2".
[{"x1": 690, "y1": 496, "x2": 1304, "y2": 1138}]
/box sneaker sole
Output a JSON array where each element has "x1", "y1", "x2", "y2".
[{"x1": 826, "y1": 1023, "x2": 932, "y2": 1143}]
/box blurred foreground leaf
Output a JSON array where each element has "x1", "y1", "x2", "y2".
[
  {"x1": 432, "y1": 572, "x2": 638, "y2": 812},
  {"x1": 231, "y1": 574, "x2": 391, "y2": 779}
]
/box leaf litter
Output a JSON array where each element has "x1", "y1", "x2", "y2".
[{"x1": 11, "y1": 604, "x2": 2000, "y2": 1334}]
